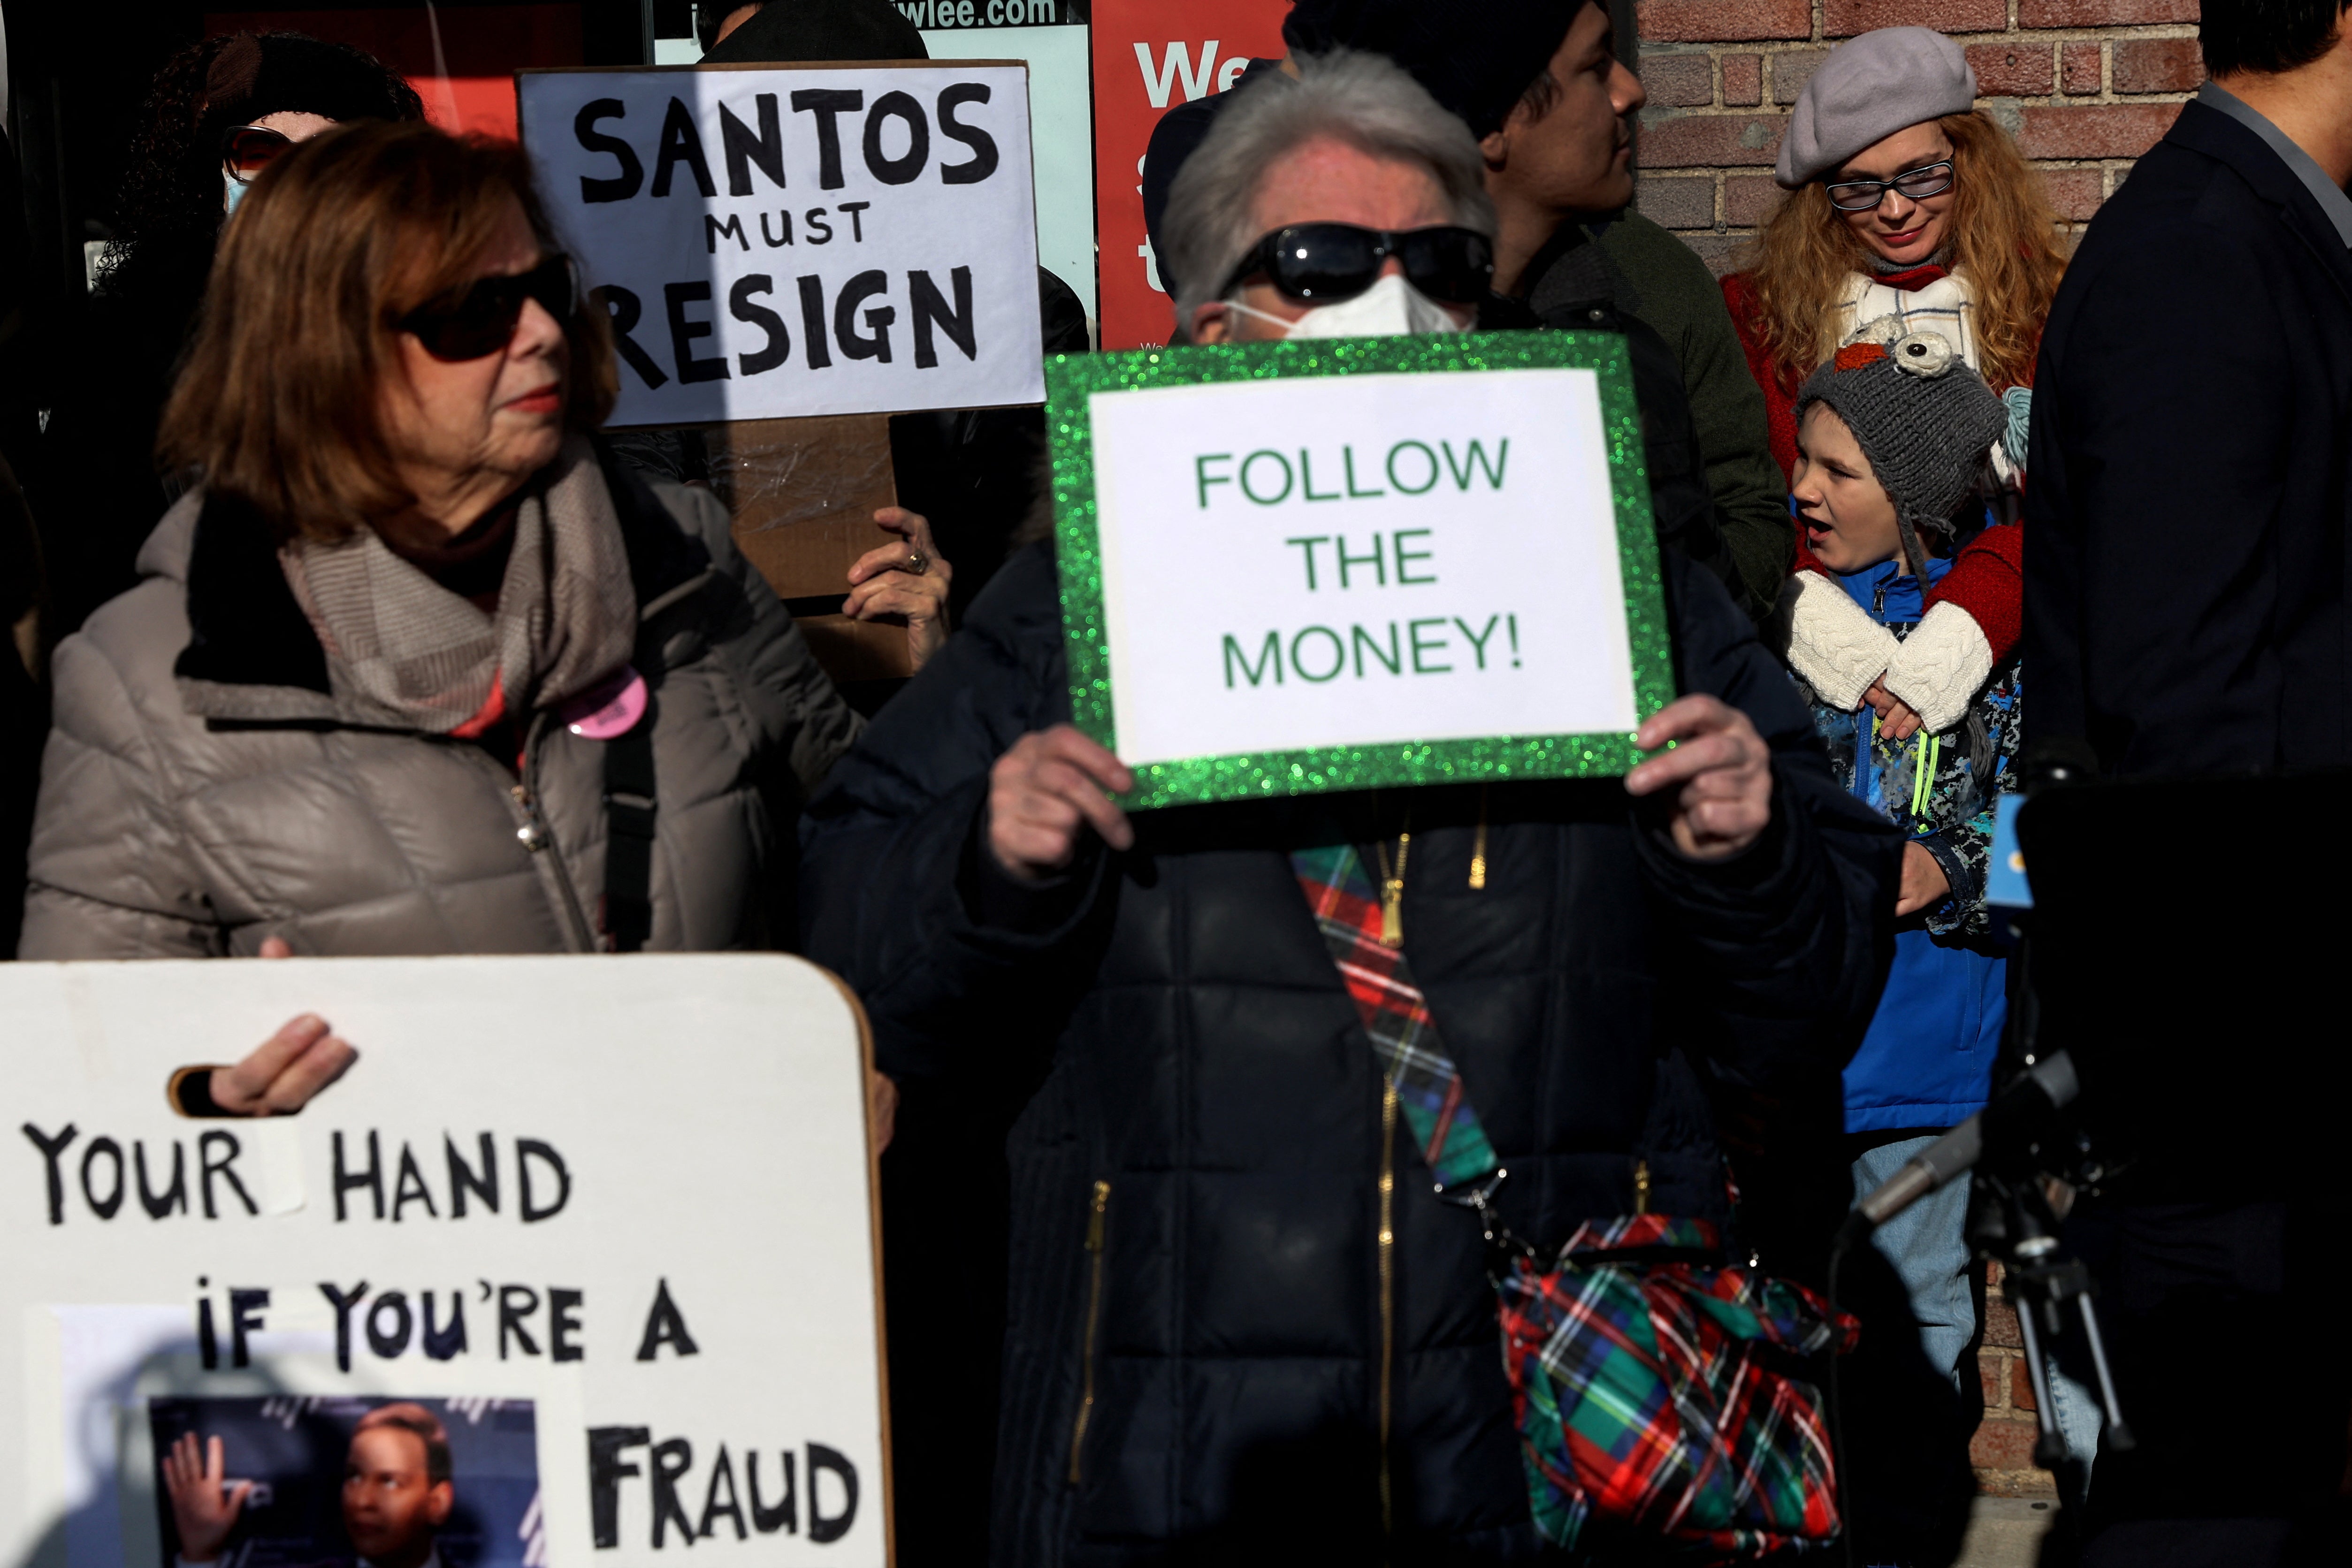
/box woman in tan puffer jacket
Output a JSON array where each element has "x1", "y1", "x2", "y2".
[{"x1": 18, "y1": 122, "x2": 944, "y2": 1113}]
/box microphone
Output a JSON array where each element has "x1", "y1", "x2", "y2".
[{"x1": 1840, "y1": 1052, "x2": 2079, "y2": 1243}]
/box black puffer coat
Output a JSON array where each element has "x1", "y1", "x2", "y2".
[{"x1": 802, "y1": 545, "x2": 1896, "y2": 1564}]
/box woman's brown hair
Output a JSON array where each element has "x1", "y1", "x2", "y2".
[
  {"x1": 160, "y1": 120, "x2": 617, "y2": 543},
  {"x1": 1742, "y1": 111, "x2": 2067, "y2": 391}
]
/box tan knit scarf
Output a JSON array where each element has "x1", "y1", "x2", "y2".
[{"x1": 279, "y1": 434, "x2": 638, "y2": 734}]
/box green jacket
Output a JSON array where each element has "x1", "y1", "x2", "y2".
[{"x1": 1581, "y1": 214, "x2": 1793, "y2": 617}]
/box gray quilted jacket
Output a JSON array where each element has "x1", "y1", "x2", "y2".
[{"x1": 19, "y1": 451, "x2": 859, "y2": 958}]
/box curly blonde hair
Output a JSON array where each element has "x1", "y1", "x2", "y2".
[{"x1": 1743, "y1": 111, "x2": 2067, "y2": 390}]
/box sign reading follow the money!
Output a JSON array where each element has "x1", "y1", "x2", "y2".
[
  {"x1": 519, "y1": 62, "x2": 1045, "y2": 427},
  {"x1": 1049, "y1": 334, "x2": 1675, "y2": 809},
  {"x1": 3, "y1": 956, "x2": 889, "y2": 1568}
]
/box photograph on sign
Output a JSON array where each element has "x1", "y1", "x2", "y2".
[
  {"x1": 518, "y1": 62, "x2": 1045, "y2": 427},
  {"x1": 146, "y1": 1396, "x2": 539, "y2": 1568},
  {"x1": 1049, "y1": 333, "x2": 1674, "y2": 809},
  {"x1": 4, "y1": 956, "x2": 887, "y2": 1568}
]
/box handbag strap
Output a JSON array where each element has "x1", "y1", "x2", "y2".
[
  {"x1": 602, "y1": 720, "x2": 657, "y2": 952},
  {"x1": 1291, "y1": 842, "x2": 1501, "y2": 1193}
]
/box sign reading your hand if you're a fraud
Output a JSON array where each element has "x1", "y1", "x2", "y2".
[
  {"x1": 3, "y1": 956, "x2": 887, "y2": 1568},
  {"x1": 520, "y1": 63, "x2": 1045, "y2": 427},
  {"x1": 1049, "y1": 335, "x2": 1676, "y2": 809}
]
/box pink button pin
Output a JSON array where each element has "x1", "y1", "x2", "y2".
[{"x1": 560, "y1": 666, "x2": 649, "y2": 740}]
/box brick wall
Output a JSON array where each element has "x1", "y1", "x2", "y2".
[
  {"x1": 1974, "y1": 1262, "x2": 2055, "y2": 1496},
  {"x1": 1632, "y1": 0, "x2": 2206, "y2": 276}
]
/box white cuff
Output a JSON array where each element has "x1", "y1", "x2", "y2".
[
  {"x1": 1882, "y1": 600, "x2": 1994, "y2": 733},
  {"x1": 1772, "y1": 571, "x2": 1899, "y2": 712}
]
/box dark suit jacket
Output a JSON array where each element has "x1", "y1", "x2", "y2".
[{"x1": 2026, "y1": 99, "x2": 2352, "y2": 777}]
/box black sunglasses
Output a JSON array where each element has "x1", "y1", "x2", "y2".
[
  {"x1": 1220, "y1": 223, "x2": 1495, "y2": 306},
  {"x1": 1822, "y1": 159, "x2": 1955, "y2": 213},
  {"x1": 398, "y1": 253, "x2": 578, "y2": 362},
  {"x1": 222, "y1": 124, "x2": 295, "y2": 184}
]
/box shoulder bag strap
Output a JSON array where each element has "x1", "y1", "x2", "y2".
[{"x1": 602, "y1": 719, "x2": 657, "y2": 952}]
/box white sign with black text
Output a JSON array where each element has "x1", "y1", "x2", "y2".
[
  {"x1": 520, "y1": 63, "x2": 1045, "y2": 427},
  {"x1": 3, "y1": 956, "x2": 886, "y2": 1568}
]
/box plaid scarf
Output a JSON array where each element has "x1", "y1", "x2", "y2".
[{"x1": 1291, "y1": 840, "x2": 1499, "y2": 1191}]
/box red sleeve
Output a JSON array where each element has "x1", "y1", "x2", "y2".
[
  {"x1": 1721, "y1": 272, "x2": 1816, "y2": 582},
  {"x1": 1922, "y1": 522, "x2": 2024, "y2": 664},
  {"x1": 1719, "y1": 272, "x2": 1804, "y2": 484}
]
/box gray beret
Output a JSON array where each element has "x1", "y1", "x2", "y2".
[
  {"x1": 1796, "y1": 326, "x2": 2008, "y2": 552},
  {"x1": 1775, "y1": 27, "x2": 1976, "y2": 188}
]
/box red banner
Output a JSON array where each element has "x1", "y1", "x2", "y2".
[{"x1": 1089, "y1": 0, "x2": 1289, "y2": 348}]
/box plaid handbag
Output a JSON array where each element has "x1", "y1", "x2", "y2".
[{"x1": 1292, "y1": 843, "x2": 1857, "y2": 1558}]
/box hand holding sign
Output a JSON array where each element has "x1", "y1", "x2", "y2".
[
  {"x1": 988, "y1": 725, "x2": 1136, "y2": 881},
  {"x1": 1624, "y1": 695, "x2": 1775, "y2": 861},
  {"x1": 845, "y1": 505, "x2": 952, "y2": 669},
  {"x1": 203, "y1": 936, "x2": 358, "y2": 1117}
]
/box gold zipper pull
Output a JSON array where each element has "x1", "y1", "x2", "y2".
[
  {"x1": 1469, "y1": 787, "x2": 1489, "y2": 891},
  {"x1": 1378, "y1": 831, "x2": 1410, "y2": 948},
  {"x1": 1633, "y1": 1159, "x2": 1652, "y2": 1216},
  {"x1": 1084, "y1": 1178, "x2": 1110, "y2": 1250}
]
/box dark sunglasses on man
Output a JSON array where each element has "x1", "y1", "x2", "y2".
[
  {"x1": 397, "y1": 253, "x2": 579, "y2": 362},
  {"x1": 221, "y1": 124, "x2": 295, "y2": 185},
  {"x1": 1220, "y1": 222, "x2": 1494, "y2": 306},
  {"x1": 1822, "y1": 159, "x2": 1956, "y2": 213}
]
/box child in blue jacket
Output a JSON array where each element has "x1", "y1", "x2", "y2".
[{"x1": 1775, "y1": 321, "x2": 2016, "y2": 1391}]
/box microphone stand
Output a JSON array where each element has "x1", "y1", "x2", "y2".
[
  {"x1": 1830, "y1": 898, "x2": 2135, "y2": 1561},
  {"x1": 1963, "y1": 1157, "x2": 2134, "y2": 1516}
]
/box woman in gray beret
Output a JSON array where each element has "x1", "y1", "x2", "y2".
[{"x1": 1722, "y1": 25, "x2": 2062, "y2": 764}]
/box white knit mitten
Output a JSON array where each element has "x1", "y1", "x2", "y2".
[
  {"x1": 1881, "y1": 600, "x2": 1994, "y2": 733},
  {"x1": 1772, "y1": 571, "x2": 1900, "y2": 712}
]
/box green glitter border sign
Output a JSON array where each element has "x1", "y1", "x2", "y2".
[{"x1": 1045, "y1": 332, "x2": 1674, "y2": 811}]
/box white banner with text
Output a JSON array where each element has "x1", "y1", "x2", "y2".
[{"x1": 520, "y1": 62, "x2": 1045, "y2": 426}]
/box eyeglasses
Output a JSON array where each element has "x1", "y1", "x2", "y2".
[
  {"x1": 222, "y1": 124, "x2": 295, "y2": 185},
  {"x1": 1822, "y1": 159, "x2": 1955, "y2": 213},
  {"x1": 397, "y1": 254, "x2": 579, "y2": 362},
  {"x1": 1219, "y1": 223, "x2": 1495, "y2": 306}
]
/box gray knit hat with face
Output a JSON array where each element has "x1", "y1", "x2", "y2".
[{"x1": 1796, "y1": 319, "x2": 2008, "y2": 566}]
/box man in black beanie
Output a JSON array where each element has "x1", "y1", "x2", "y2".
[
  {"x1": 697, "y1": 0, "x2": 926, "y2": 65},
  {"x1": 1139, "y1": 0, "x2": 1792, "y2": 621}
]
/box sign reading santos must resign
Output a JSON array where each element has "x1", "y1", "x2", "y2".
[
  {"x1": 1050, "y1": 336, "x2": 1677, "y2": 809},
  {"x1": 520, "y1": 63, "x2": 1045, "y2": 427}
]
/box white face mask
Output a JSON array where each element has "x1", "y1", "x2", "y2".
[
  {"x1": 223, "y1": 172, "x2": 250, "y2": 217},
  {"x1": 1223, "y1": 271, "x2": 1471, "y2": 341}
]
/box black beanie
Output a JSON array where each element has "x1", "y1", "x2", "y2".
[
  {"x1": 700, "y1": 0, "x2": 929, "y2": 65},
  {"x1": 199, "y1": 32, "x2": 422, "y2": 140},
  {"x1": 1282, "y1": 0, "x2": 1588, "y2": 138}
]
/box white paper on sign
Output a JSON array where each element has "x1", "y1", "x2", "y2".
[
  {"x1": 1089, "y1": 368, "x2": 1639, "y2": 769},
  {"x1": 519, "y1": 64, "x2": 1046, "y2": 426}
]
